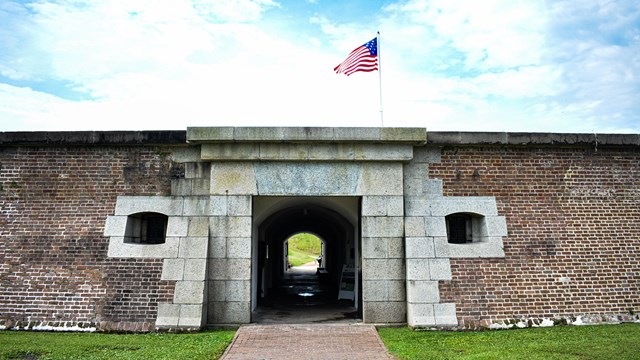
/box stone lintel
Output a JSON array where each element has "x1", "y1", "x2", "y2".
[
  {"x1": 200, "y1": 142, "x2": 415, "y2": 161},
  {"x1": 187, "y1": 127, "x2": 427, "y2": 145}
]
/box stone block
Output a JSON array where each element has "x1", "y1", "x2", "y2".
[
  {"x1": 103, "y1": 216, "x2": 127, "y2": 236},
  {"x1": 234, "y1": 127, "x2": 284, "y2": 141},
  {"x1": 227, "y1": 237, "x2": 251, "y2": 258},
  {"x1": 171, "y1": 146, "x2": 201, "y2": 162},
  {"x1": 434, "y1": 303, "x2": 458, "y2": 326},
  {"x1": 209, "y1": 196, "x2": 228, "y2": 216},
  {"x1": 407, "y1": 303, "x2": 435, "y2": 327},
  {"x1": 201, "y1": 143, "x2": 259, "y2": 160},
  {"x1": 208, "y1": 237, "x2": 226, "y2": 258},
  {"x1": 361, "y1": 196, "x2": 386, "y2": 216},
  {"x1": 333, "y1": 127, "x2": 380, "y2": 141},
  {"x1": 225, "y1": 280, "x2": 251, "y2": 302},
  {"x1": 281, "y1": 127, "x2": 335, "y2": 141},
  {"x1": 363, "y1": 280, "x2": 406, "y2": 302},
  {"x1": 403, "y1": 162, "x2": 430, "y2": 179},
  {"x1": 363, "y1": 301, "x2": 406, "y2": 323},
  {"x1": 362, "y1": 259, "x2": 404, "y2": 280},
  {"x1": 184, "y1": 162, "x2": 211, "y2": 179},
  {"x1": 405, "y1": 237, "x2": 435, "y2": 258},
  {"x1": 166, "y1": 217, "x2": 189, "y2": 237},
  {"x1": 404, "y1": 217, "x2": 427, "y2": 237},
  {"x1": 179, "y1": 236, "x2": 208, "y2": 258},
  {"x1": 178, "y1": 304, "x2": 204, "y2": 327},
  {"x1": 183, "y1": 198, "x2": 210, "y2": 216},
  {"x1": 406, "y1": 258, "x2": 430, "y2": 280},
  {"x1": 387, "y1": 237, "x2": 405, "y2": 258},
  {"x1": 228, "y1": 196, "x2": 252, "y2": 216},
  {"x1": 209, "y1": 197, "x2": 248, "y2": 219},
  {"x1": 115, "y1": 196, "x2": 183, "y2": 216},
  {"x1": 187, "y1": 218, "x2": 209, "y2": 237},
  {"x1": 485, "y1": 216, "x2": 508, "y2": 237},
  {"x1": 156, "y1": 303, "x2": 180, "y2": 327},
  {"x1": 161, "y1": 258, "x2": 185, "y2": 280},
  {"x1": 362, "y1": 216, "x2": 404, "y2": 238},
  {"x1": 107, "y1": 237, "x2": 179, "y2": 258},
  {"x1": 186, "y1": 127, "x2": 234, "y2": 142},
  {"x1": 425, "y1": 217, "x2": 447, "y2": 237},
  {"x1": 403, "y1": 177, "x2": 426, "y2": 196},
  {"x1": 171, "y1": 180, "x2": 199, "y2": 197},
  {"x1": 380, "y1": 127, "x2": 426, "y2": 143},
  {"x1": 356, "y1": 163, "x2": 404, "y2": 196},
  {"x1": 412, "y1": 146, "x2": 441, "y2": 163},
  {"x1": 208, "y1": 301, "x2": 251, "y2": 324},
  {"x1": 429, "y1": 196, "x2": 498, "y2": 217},
  {"x1": 434, "y1": 236, "x2": 505, "y2": 258},
  {"x1": 429, "y1": 258, "x2": 451, "y2": 280},
  {"x1": 407, "y1": 280, "x2": 440, "y2": 303},
  {"x1": 208, "y1": 258, "x2": 251, "y2": 280},
  {"x1": 388, "y1": 280, "x2": 406, "y2": 301},
  {"x1": 404, "y1": 199, "x2": 430, "y2": 216},
  {"x1": 362, "y1": 196, "x2": 404, "y2": 217},
  {"x1": 424, "y1": 179, "x2": 443, "y2": 196},
  {"x1": 363, "y1": 280, "x2": 389, "y2": 301},
  {"x1": 209, "y1": 216, "x2": 252, "y2": 237},
  {"x1": 192, "y1": 179, "x2": 211, "y2": 195},
  {"x1": 362, "y1": 237, "x2": 384, "y2": 258},
  {"x1": 308, "y1": 144, "x2": 355, "y2": 161},
  {"x1": 363, "y1": 237, "x2": 404, "y2": 259},
  {"x1": 259, "y1": 143, "x2": 308, "y2": 160},
  {"x1": 208, "y1": 281, "x2": 226, "y2": 302},
  {"x1": 210, "y1": 162, "x2": 257, "y2": 195},
  {"x1": 183, "y1": 259, "x2": 207, "y2": 281},
  {"x1": 173, "y1": 281, "x2": 205, "y2": 304},
  {"x1": 255, "y1": 162, "x2": 360, "y2": 196},
  {"x1": 353, "y1": 144, "x2": 413, "y2": 161}
]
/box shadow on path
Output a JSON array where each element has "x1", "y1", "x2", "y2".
[{"x1": 252, "y1": 263, "x2": 358, "y2": 324}]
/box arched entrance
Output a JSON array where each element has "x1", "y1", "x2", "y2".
[{"x1": 251, "y1": 196, "x2": 361, "y2": 323}]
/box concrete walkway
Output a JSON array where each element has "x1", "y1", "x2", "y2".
[{"x1": 220, "y1": 324, "x2": 395, "y2": 360}]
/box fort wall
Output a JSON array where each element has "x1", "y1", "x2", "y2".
[{"x1": 0, "y1": 129, "x2": 638, "y2": 331}]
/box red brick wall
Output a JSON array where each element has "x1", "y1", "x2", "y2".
[
  {"x1": 431, "y1": 145, "x2": 640, "y2": 327},
  {"x1": 0, "y1": 145, "x2": 178, "y2": 330}
]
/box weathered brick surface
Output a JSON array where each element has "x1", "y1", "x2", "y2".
[
  {"x1": 431, "y1": 146, "x2": 640, "y2": 327},
  {"x1": 0, "y1": 146, "x2": 178, "y2": 329}
]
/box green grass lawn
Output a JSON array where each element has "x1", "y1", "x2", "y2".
[
  {"x1": 378, "y1": 323, "x2": 640, "y2": 359},
  {"x1": 287, "y1": 232, "x2": 322, "y2": 267},
  {"x1": 0, "y1": 329, "x2": 235, "y2": 360}
]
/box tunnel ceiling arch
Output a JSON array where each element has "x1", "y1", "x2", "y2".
[{"x1": 259, "y1": 203, "x2": 354, "y2": 246}]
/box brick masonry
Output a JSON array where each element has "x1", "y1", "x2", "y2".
[
  {"x1": 430, "y1": 145, "x2": 640, "y2": 327},
  {"x1": 0, "y1": 145, "x2": 180, "y2": 331},
  {"x1": 1, "y1": 129, "x2": 639, "y2": 331}
]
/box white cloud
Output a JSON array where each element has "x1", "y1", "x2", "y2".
[
  {"x1": 0, "y1": 0, "x2": 638, "y2": 133},
  {"x1": 383, "y1": 0, "x2": 547, "y2": 70}
]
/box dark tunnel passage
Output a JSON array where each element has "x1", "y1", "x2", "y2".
[{"x1": 252, "y1": 197, "x2": 361, "y2": 323}]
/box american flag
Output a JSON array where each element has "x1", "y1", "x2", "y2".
[{"x1": 334, "y1": 37, "x2": 378, "y2": 76}]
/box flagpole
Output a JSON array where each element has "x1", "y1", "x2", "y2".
[{"x1": 377, "y1": 31, "x2": 384, "y2": 127}]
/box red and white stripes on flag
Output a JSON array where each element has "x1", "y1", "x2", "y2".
[{"x1": 334, "y1": 37, "x2": 378, "y2": 76}]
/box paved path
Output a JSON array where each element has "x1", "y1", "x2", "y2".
[{"x1": 220, "y1": 324, "x2": 395, "y2": 360}]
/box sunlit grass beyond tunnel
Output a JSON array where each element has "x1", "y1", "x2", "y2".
[{"x1": 287, "y1": 233, "x2": 322, "y2": 267}]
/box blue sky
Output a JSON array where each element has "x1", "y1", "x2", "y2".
[{"x1": 0, "y1": 0, "x2": 638, "y2": 133}]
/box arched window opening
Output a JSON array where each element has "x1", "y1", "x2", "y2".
[
  {"x1": 446, "y1": 213, "x2": 484, "y2": 244},
  {"x1": 125, "y1": 212, "x2": 168, "y2": 244}
]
